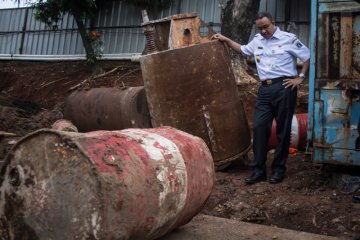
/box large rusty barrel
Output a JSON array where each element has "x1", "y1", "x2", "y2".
[
  {"x1": 0, "y1": 127, "x2": 214, "y2": 239},
  {"x1": 140, "y1": 40, "x2": 251, "y2": 169},
  {"x1": 64, "y1": 87, "x2": 152, "y2": 132}
]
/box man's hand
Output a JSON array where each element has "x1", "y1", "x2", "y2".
[
  {"x1": 282, "y1": 77, "x2": 304, "y2": 90},
  {"x1": 210, "y1": 34, "x2": 241, "y2": 53},
  {"x1": 211, "y1": 33, "x2": 228, "y2": 42}
]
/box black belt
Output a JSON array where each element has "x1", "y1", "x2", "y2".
[{"x1": 261, "y1": 76, "x2": 294, "y2": 86}]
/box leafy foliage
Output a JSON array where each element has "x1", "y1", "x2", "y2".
[
  {"x1": 26, "y1": 0, "x2": 112, "y2": 65},
  {"x1": 87, "y1": 30, "x2": 103, "y2": 64},
  {"x1": 33, "y1": 0, "x2": 112, "y2": 29}
]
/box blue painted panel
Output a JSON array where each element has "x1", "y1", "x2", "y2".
[
  {"x1": 310, "y1": 0, "x2": 360, "y2": 165},
  {"x1": 313, "y1": 148, "x2": 324, "y2": 164},
  {"x1": 313, "y1": 101, "x2": 324, "y2": 144},
  {"x1": 313, "y1": 88, "x2": 360, "y2": 151},
  {"x1": 312, "y1": 89, "x2": 360, "y2": 164},
  {"x1": 314, "y1": 148, "x2": 360, "y2": 165},
  {"x1": 307, "y1": 0, "x2": 318, "y2": 146}
]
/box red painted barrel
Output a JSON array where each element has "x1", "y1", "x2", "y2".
[
  {"x1": 268, "y1": 113, "x2": 308, "y2": 150},
  {"x1": 0, "y1": 127, "x2": 214, "y2": 239},
  {"x1": 64, "y1": 87, "x2": 152, "y2": 132}
]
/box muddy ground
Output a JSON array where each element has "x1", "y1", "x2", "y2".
[{"x1": 0, "y1": 60, "x2": 359, "y2": 239}]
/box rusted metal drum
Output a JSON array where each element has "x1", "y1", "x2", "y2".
[
  {"x1": 64, "y1": 87, "x2": 152, "y2": 132},
  {"x1": 0, "y1": 127, "x2": 214, "y2": 239},
  {"x1": 268, "y1": 113, "x2": 308, "y2": 150},
  {"x1": 140, "y1": 40, "x2": 251, "y2": 169}
]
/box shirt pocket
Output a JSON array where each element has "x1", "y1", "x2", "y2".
[
  {"x1": 254, "y1": 49, "x2": 264, "y2": 56},
  {"x1": 272, "y1": 48, "x2": 290, "y2": 65},
  {"x1": 273, "y1": 48, "x2": 286, "y2": 55},
  {"x1": 254, "y1": 49, "x2": 264, "y2": 63}
]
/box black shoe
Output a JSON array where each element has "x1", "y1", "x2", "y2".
[
  {"x1": 269, "y1": 172, "x2": 284, "y2": 184},
  {"x1": 353, "y1": 195, "x2": 360, "y2": 203},
  {"x1": 245, "y1": 172, "x2": 267, "y2": 185}
]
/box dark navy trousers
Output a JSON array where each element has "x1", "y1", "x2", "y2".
[{"x1": 252, "y1": 80, "x2": 297, "y2": 176}]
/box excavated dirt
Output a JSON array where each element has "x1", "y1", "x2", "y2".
[{"x1": 0, "y1": 60, "x2": 359, "y2": 239}]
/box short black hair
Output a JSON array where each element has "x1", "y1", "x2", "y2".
[{"x1": 256, "y1": 12, "x2": 274, "y2": 21}]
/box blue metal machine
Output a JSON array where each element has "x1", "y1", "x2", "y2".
[{"x1": 308, "y1": 0, "x2": 360, "y2": 165}]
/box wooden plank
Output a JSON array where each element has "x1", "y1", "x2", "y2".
[
  {"x1": 317, "y1": 13, "x2": 329, "y2": 79},
  {"x1": 353, "y1": 14, "x2": 360, "y2": 78},
  {"x1": 319, "y1": 2, "x2": 360, "y2": 13},
  {"x1": 340, "y1": 13, "x2": 353, "y2": 78},
  {"x1": 328, "y1": 13, "x2": 341, "y2": 79},
  {"x1": 319, "y1": 0, "x2": 358, "y2": 3}
]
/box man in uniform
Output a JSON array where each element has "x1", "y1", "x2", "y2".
[{"x1": 212, "y1": 12, "x2": 310, "y2": 184}]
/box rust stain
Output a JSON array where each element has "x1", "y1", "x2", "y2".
[
  {"x1": 140, "y1": 41, "x2": 251, "y2": 169},
  {"x1": 141, "y1": 13, "x2": 214, "y2": 53}
]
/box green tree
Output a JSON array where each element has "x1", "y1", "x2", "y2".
[
  {"x1": 33, "y1": 0, "x2": 113, "y2": 66},
  {"x1": 7, "y1": 0, "x2": 172, "y2": 68}
]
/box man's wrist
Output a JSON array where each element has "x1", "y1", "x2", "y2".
[{"x1": 298, "y1": 73, "x2": 305, "y2": 79}]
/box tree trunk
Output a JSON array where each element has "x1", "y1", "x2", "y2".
[
  {"x1": 73, "y1": 14, "x2": 102, "y2": 74},
  {"x1": 221, "y1": 0, "x2": 261, "y2": 84},
  {"x1": 74, "y1": 15, "x2": 94, "y2": 60}
]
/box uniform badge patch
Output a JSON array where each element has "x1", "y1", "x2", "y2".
[{"x1": 295, "y1": 40, "x2": 303, "y2": 48}]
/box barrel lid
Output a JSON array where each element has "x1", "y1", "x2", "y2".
[{"x1": 0, "y1": 129, "x2": 104, "y2": 239}]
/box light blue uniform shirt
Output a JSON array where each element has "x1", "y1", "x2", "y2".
[{"x1": 240, "y1": 27, "x2": 310, "y2": 81}]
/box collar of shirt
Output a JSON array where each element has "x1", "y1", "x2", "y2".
[{"x1": 260, "y1": 27, "x2": 282, "y2": 41}]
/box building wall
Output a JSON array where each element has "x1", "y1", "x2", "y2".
[{"x1": 0, "y1": 0, "x2": 310, "y2": 60}]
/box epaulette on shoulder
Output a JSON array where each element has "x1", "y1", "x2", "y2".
[{"x1": 283, "y1": 32, "x2": 296, "y2": 39}]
